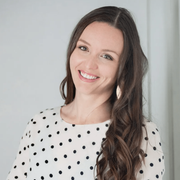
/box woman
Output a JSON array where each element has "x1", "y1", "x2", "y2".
[{"x1": 6, "y1": 6, "x2": 165, "y2": 180}]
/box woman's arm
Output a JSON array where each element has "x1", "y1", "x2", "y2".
[{"x1": 136, "y1": 121, "x2": 165, "y2": 180}]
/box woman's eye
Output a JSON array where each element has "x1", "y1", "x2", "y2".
[
  {"x1": 79, "y1": 46, "x2": 87, "y2": 51},
  {"x1": 102, "y1": 54, "x2": 113, "y2": 60}
]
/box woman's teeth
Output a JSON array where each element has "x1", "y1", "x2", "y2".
[{"x1": 80, "y1": 71, "x2": 98, "y2": 80}]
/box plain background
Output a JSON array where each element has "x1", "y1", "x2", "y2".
[{"x1": 0, "y1": 0, "x2": 179, "y2": 180}]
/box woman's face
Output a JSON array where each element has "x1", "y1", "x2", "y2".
[{"x1": 70, "y1": 22, "x2": 124, "y2": 97}]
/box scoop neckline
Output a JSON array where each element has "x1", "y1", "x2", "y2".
[{"x1": 59, "y1": 106, "x2": 111, "y2": 126}]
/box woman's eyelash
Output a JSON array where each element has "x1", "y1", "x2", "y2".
[
  {"x1": 102, "y1": 54, "x2": 113, "y2": 60},
  {"x1": 78, "y1": 46, "x2": 87, "y2": 51}
]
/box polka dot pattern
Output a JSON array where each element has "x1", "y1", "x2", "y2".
[{"x1": 6, "y1": 107, "x2": 165, "y2": 180}]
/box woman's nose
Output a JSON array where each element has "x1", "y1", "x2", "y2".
[{"x1": 85, "y1": 55, "x2": 98, "y2": 69}]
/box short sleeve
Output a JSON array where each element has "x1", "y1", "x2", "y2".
[
  {"x1": 136, "y1": 121, "x2": 165, "y2": 180},
  {"x1": 6, "y1": 119, "x2": 33, "y2": 180}
]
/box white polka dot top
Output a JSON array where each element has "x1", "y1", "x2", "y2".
[{"x1": 6, "y1": 106, "x2": 165, "y2": 180}]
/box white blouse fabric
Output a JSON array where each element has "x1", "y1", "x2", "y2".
[{"x1": 6, "y1": 106, "x2": 165, "y2": 180}]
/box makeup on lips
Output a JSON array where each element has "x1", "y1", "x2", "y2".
[{"x1": 78, "y1": 70, "x2": 99, "y2": 82}]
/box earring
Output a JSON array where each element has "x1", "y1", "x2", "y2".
[{"x1": 116, "y1": 85, "x2": 121, "y2": 99}]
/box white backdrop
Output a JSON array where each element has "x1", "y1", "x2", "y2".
[{"x1": 0, "y1": 0, "x2": 179, "y2": 179}]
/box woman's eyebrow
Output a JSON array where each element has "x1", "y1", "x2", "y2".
[
  {"x1": 102, "y1": 49, "x2": 119, "y2": 56},
  {"x1": 78, "y1": 39, "x2": 91, "y2": 46}
]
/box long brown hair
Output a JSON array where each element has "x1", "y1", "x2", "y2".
[{"x1": 60, "y1": 6, "x2": 148, "y2": 180}]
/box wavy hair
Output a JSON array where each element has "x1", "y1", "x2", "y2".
[{"x1": 60, "y1": 6, "x2": 148, "y2": 180}]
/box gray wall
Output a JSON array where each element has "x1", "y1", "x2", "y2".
[{"x1": 0, "y1": 0, "x2": 179, "y2": 179}]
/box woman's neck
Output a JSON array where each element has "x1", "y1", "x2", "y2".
[{"x1": 61, "y1": 93, "x2": 111, "y2": 125}]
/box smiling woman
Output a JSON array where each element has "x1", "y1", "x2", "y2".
[
  {"x1": 6, "y1": 6, "x2": 165, "y2": 180},
  {"x1": 70, "y1": 22, "x2": 123, "y2": 98}
]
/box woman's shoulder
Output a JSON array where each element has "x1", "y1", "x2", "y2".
[
  {"x1": 32, "y1": 106, "x2": 61, "y2": 121},
  {"x1": 142, "y1": 119, "x2": 163, "y2": 143},
  {"x1": 141, "y1": 119, "x2": 163, "y2": 151},
  {"x1": 23, "y1": 106, "x2": 61, "y2": 135}
]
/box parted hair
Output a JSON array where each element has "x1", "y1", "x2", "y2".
[{"x1": 60, "y1": 6, "x2": 148, "y2": 180}]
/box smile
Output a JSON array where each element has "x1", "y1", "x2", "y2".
[{"x1": 79, "y1": 70, "x2": 99, "y2": 80}]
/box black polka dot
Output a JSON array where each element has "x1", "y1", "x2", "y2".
[
  {"x1": 156, "y1": 174, "x2": 159, "y2": 178},
  {"x1": 45, "y1": 160, "x2": 48, "y2": 163},
  {"x1": 77, "y1": 161, "x2": 80, "y2": 164},
  {"x1": 153, "y1": 147, "x2": 157, "y2": 150},
  {"x1": 48, "y1": 134, "x2": 52, "y2": 138},
  {"x1": 15, "y1": 176, "x2": 18, "y2": 179},
  {"x1": 80, "y1": 171, "x2": 84, "y2": 175},
  {"x1": 41, "y1": 176, "x2": 44, "y2": 180},
  {"x1": 40, "y1": 139, "x2": 43, "y2": 142},
  {"x1": 68, "y1": 139, "x2": 72, "y2": 142},
  {"x1": 96, "y1": 151, "x2": 99, "y2": 155},
  {"x1": 105, "y1": 124, "x2": 109, "y2": 127},
  {"x1": 72, "y1": 124, "x2": 75, "y2": 127},
  {"x1": 33, "y1": 121, "x2": 36, "y2": 124},
  {"x1": 78, "y1": 134, "x2": 81, "y2": 138},
  {"x1": 55, "y1": 121, "x2": 58, "y2": 124},
  {"x1": 71, "y1": 177, "x2": 75, "y2": 180},
  {"x1": 159, "y1": 158, "x2": 161, "y2": 162},
  {"x1": 96, "y1": 127, "x2": 100, "y2": 131},
  {"x1": 30, "y1": 167, "x2": 32, "y2": 171},
  {"x1": 24, "y1": 172, "x2": 27, "y2": 176},
  {"x1": 86, "y1": 156, "x2": 89, "y2": 159},
  {"x1": 150, "y1": 163, "x2": 154, "y2": 167},
  {"x1": 54, "y1": 158, "x2": 58, "y2": 161},
  {"x1": 49, "y1": 174, "x2": 53, "y2": 178},
  {"x1": 152, "y1": 131, "x2": 155, "y2": 135},
  {"x1": 82, "y1": 146, "x2": 86, "y2": 149},
  {"x1": 145, "y1": 137, "x2": 148, "y2": 141},
  {"x1": 40, "y1": 111, "x2": 43, "y2": 113},
  {"x1": 145, "y1": 153, "x2": 147, "y2": 157},
  {"x1": 59, "y1": 170, "x2": 62, "y2": 174},
  {"x1": 92, "y1": 142, "x2": 96, "y2": 145},
  {"x1": 159, "y1": 142, "x2": 161, "y2": 146},
  {"x1": 59, "y1": 142, "x2": 63, "y2": 146},
  {"x1": 31, "y1": 143, "x2": 35, "y2": 147},
  {"x1": 64, "y1": 154, "x2": 67, "y2": 158},
  {"x1": 19, "y1": 151, "x2": 21, "y2": 154},
  {"x1": 57, "y1": 131, "x2": 60, "y2": 134},
  {"x1": 87, "y1": 131, "x2": 90, "y2": 134},
  {"x1": 36, "y1": 163, "x2": 39, "y2": 166},
  {"x1": 43, "y1": 117, "x2": 46, "y2": 119},
  {"x1": 14, "y1": 165, "x2": 17, "y2": 169},
  {"x1": 73, "y1": 150, "x2": 77, "y2": 154},
  {"x1": 90, "y1": 166, "x2": 93, "y2": 170},
  {"x1": 37, "y1": 130, "x2": 40, "y2": 133},
  {"x1": 42, "y1": 148, "x2": 45, "y2": 151},
  {"x1": 139, "y1": 170, "x2": 143, "y2": 174},
  {"x1": 22, "y1": 162, "x2": 25, "y2": 165},
  {"x1": 53, "y1": 113, "x2": 56, "y2": 115},
  {"x1": 46, "y1": 125, "x2": 49, "y2": 128},
  {"x1": 68, "y1": 166, "x2": 71, "y2": 169},
  {"x1": 64, "y1": 128, "x2": 68, "y2": 131},
  {"x1": 51, "y1": 145, "x2": 54, "y2": 149}
]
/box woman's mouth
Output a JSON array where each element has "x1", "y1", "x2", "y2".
[
  {"x1": 78, "y1": 70, "x2": 99, "y2": 82},
  {"x1": 79, "y1": 70, "x2": 99, "y2": 79}
]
